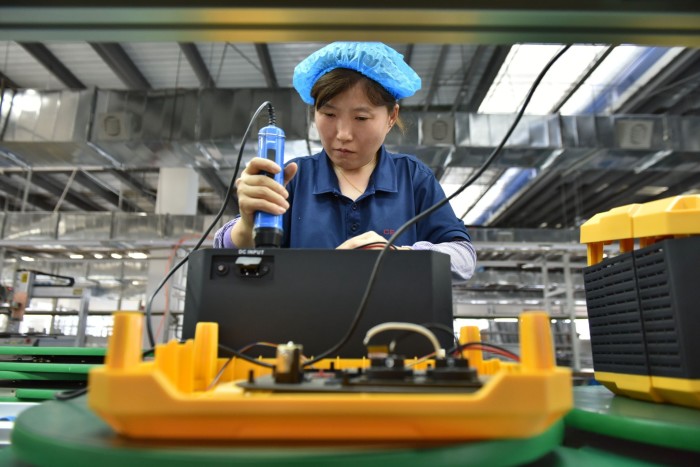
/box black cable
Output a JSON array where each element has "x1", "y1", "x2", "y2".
[
  {"x1": 144, "y1": 101, "x2": 275, "y2": 348},
  {"x1": 303, "y1": 44, "x2": 573, "y2": 367},
  {"x1": 54, "y1": 387, "x2": 88, "y2": 401},
  {"x1": 55, "y1": 102, "x2": 279, "y2": 403},
  {"x1": 217, "y1": 343, "x2": 275, "y2": 369},
  {"x1": 206, "y1": 356, "x2": 235, "y2": 390}
]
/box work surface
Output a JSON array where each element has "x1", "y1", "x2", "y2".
[
  {"x1": 3, "y1": 395, "x2": 563, "y2": 467},
  {"x1": 2, "y1": 386, "x2": 700, "y2": 466}
]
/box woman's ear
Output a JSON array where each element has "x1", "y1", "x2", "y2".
[{"x1": 388, "y1": 104, "x2": 400, "y2": 128}]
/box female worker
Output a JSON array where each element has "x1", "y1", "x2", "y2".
[{"x1": 214, "y1": 42, "x2": 476, "y2": 279}]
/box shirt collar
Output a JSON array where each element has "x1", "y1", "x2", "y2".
[{"x1": 313, "y1": 146, "x2": 398, "y2": 195}]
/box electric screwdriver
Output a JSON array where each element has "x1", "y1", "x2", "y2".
[{"x1": 253, "y1": 123, "x2": 286, "y2": 248}]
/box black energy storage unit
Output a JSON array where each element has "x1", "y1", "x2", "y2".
[
  {"x1": 583, "y1": 236, "x2": 700, "y2": 380},
  {"x1": 182, "y1": 248, "x2": 454, "y2": 359},
  {"x1": 580, "y1": 195, "x2": 700, "y2": 408}
]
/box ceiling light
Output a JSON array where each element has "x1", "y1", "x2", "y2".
[
  {"x1": 127, "y1": 252, "x2": 148, "y2": 259},
  {"x1": 69, "y1": 254, "x2": 84, "y2": 259},
  {"x1": 93, "y1": 253, "x2": 104, "y2": 259},
  {"x1": 15, "y1": 90, "x2": 41, "y2": 113},
  {"x1": 611, "y1": 47, "x2": 684, "y2": 113},
  {"x1": 110, "y1": 253, "x2": 122, "y2": 259},
  {"x1": 478, "y1": 44, "x2": 607, "y2": 115},
  {"x1": 634, "y1": 150, "x2": 672, "y2": 174},
  {"x1": 20, "y1": 256, "x2": 35, "y2": 262},
  {"x1": 462, "y1": 168, "x2": 536, "y2": 225},
  {"x1": 560, "y1": 45, "x2": 647, "y2": 115},
  {"x1": 636, "y1": 186, "x2": 669, "y2": 196}
]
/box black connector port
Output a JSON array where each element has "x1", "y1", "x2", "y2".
[{"x1": 235, "y1": 256, "x2": 269, "y2": 278}]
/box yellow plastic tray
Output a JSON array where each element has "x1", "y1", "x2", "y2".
[{"x1": 88, "y1": 311, "x2": 572, "y2": 442}]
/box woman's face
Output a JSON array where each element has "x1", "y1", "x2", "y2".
[{"x1": 314, "y1": 82, "x2": 398, "y2": 171}]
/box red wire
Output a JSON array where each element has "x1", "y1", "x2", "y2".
[
  {"x1": 457, "y1": 344, "x2": 520, "y2": 362},
  {"x1": 154, "y1": 234, "x2": 203, "y2": 342}
]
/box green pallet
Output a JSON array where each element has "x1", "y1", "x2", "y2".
[{"x1": 10, "y1": 396, "x2": 564, "y2": 467}]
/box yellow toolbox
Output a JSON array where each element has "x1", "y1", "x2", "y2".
[
  {"x1": 88, "y1": 311, "x2": 572, "y2": 442},
  {"x1": 581, "y1": 195, "x2": 700, "y2": 408}
]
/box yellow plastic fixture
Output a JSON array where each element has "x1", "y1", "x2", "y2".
[
  {"x1": 88, "y1": 311, "x2": 572, "y2": 442},
  {"x1": 580, "y1": 203, "x2": 639, "y2": 265},
  {"x1": 580, "y1": 195, "x2": 700, "y2": 264},
  {"x1": 632, "y1": 194, "x2": 700, "y2": 240}
]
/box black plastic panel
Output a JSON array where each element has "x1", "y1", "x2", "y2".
[{"x1": 583, "y1": 236, "x2": 700, "y2": 379}]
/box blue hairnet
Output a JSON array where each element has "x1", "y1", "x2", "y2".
[{"x1": 293, "y1": 42, "x2": 421, "y2": 105}]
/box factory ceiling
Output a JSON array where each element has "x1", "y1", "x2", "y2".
[
  {"x1": 0, "y1": 3, "x2": 699, "y2": 240},
  {"x1": 0, "y1": 2, "x2": 698, "y2": 307}
]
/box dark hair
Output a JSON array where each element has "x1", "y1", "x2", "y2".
[{"x1": 310, "y1": 68, "x2": 404, "y2": 131}]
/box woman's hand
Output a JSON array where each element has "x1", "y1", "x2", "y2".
[
  {"x1": 336, "y1": 231, "x2": 389, "y2": 250},
  {"x1": 231, "y1": 158, "x2": 298, "y2": 247}
]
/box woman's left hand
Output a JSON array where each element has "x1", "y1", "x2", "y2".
[{"x1": 336, "y1": 231, "x2": 389, "y2": 250}]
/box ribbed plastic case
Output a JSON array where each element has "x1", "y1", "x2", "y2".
[{"x1": 584, "y1": 236, "x2": 700, "y2": 380}]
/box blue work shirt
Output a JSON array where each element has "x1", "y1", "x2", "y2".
[{"x1": 281, "y1": 146, "x2": 470, "y2": 248}]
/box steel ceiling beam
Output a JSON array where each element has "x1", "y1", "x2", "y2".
[
  {"x1": 525, "y1": 168, "x2": 651, "y2": 228},
  {"x1": 460, "y1": 168, "x2": 506, "y2": 221},
  {"x1": 107, "y1": 169, "x2": 157, "y2": 204},
  {"x1": 195, "y1": 167, "x2": 229, "y2": 201},
  {"x1": 196, "y1": 199, "x2": 215, "y2": 215},
  {"x1": 450, "y1": 45, "x2": 488, "y2": 113},
  {"x1": 397, "y1": 44, "x2": 414, "y2": 107},
  {"x1": 0, "y1": 176, "x2": 55, "y2": 211},
  {"x1": 577, "y1": 170, "x2": 669, "y2": 218},
  {"x1": 403, "y1": 44, "x2": 414, "y2": 67},
  {"x1": 179, "y1": 42, "x2": 215, "y2": 88},
  {"x1": 421, "y1": 44, "x2": 449, "y2": 112},
  {"x1": 19, "y1": 42, "x2": 85, "y2": 89},
  {"x1": 254, "y1": 43, "x2": 278, "y2": 89},
  {"x1": 195, "y1": 166, "x2": 235, "y2": 215},
  {"x1": 25, "y1": 172, "x2": 105, "y2": 211},
  {"x1": 72, "y1": 170, "x2": 142, "y2": 212},
  {"x1": 616, "y1": 48, "x2": 700, "y2": 114},
  {"x1": 488, "y1": 168, "x2": 566, "y2": 227},
  {"x1": 90, "y1": 43, "x2": 151, "y2": 90},
  {"x1": 462, "y1": 45, "x2": 511, "y2": 112},
  {"x1": 0, "y1": 71, "x2": 20, "y2": 90},
  {"x1": 0, "y1": 192, "x2": 16, "y2": 211},
  {"x1": 653, "y1": 170, "x2": 700, "y2": 197},
  {"x1": 521, "y1": 171, "x2": 601, "y2": 228},
  {"x1": 551, "y1": 45, "x2": 615, "y2": 114}
]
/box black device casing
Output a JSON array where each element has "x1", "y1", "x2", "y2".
[{"x1": 183, "y1": 248, "x2": 454, "y2": 358}]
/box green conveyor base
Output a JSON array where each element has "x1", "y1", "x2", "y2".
[
  {"x1": 564, "y1": 385, "x2": 700, "y2": 464},
  {"x1": 7, "y1": 396, "x2": 564, "y2": 467}
]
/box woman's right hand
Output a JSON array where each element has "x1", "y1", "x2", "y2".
[{"x1": 231, "y1": 158, "x2": 298, "y2": 247}]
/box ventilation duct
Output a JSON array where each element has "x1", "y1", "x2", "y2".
[
  {"x1": 1, "y1": 88, "x2": 699, "y2": 172},
  {"x1": 96, "y1": 112, "x2": 142, "y2": 141}
]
